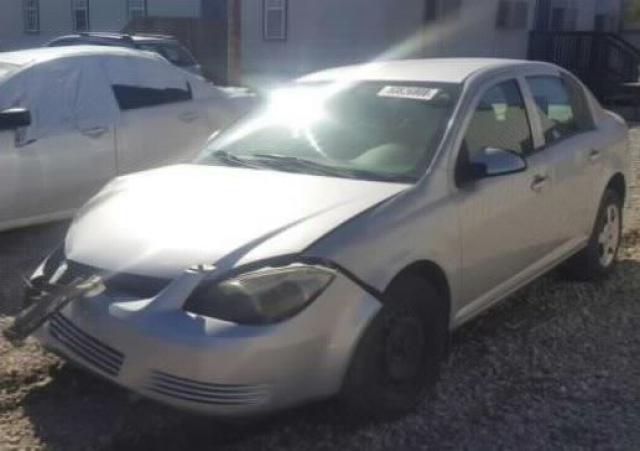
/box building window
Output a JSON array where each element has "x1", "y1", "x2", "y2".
[
  {"x1": 547, "y1": 6, "x2": 578, "y2": 31},
  {"x1": 127, "y1": 0, "x2": 147, "y2": 20},
  {"x1": 548, "y1": 7, "x2": 563, "y2": 29},
  {"x1": 496, "y1": 0, "x2": 529, "y2": 29},
  {"x1": 72, "y1": 0, "x2": 90, "y2": 32},
  {"x1": 424, "y1": 0, "x2": 461, "y2": 23},
  {"x1": 263, "y1": 0, "x2": 287, "y2": 41},
  {"x1": 23, "y1": 0, "x2": 40, "y2": 33}
]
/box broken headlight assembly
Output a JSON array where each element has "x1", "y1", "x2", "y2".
[
  {"x1": 39, "y1": 246, "x2": 66, "y2": 279},
  {"x1": 25, "y1": 246, "x2": 66, "y2": 302},
  {"x1": 184, "y1": 265, "x2": 336, "y2": 325}
]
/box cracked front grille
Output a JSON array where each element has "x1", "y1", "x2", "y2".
[{"x1": 60, "y1": 260, "x2": 171, "y2": 299}]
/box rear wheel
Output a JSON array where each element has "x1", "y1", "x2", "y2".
[
  {"x1": 563, "y1": 189, "x2": 622, "y2": 280},
  {"x1": 340, "y1": 275, "x2": 448, "y2": 419}
]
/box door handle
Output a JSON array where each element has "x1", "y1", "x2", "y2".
[
  {"x1": 588, "y1": 149, "x2": 602, "y2": 163},
  {"x1": 178, "y1": 112, "x2": 199, "y2": 123},
  {"x1": 530, "y1": 174, "x2": 548, "y2": 193},
  {"x1": 81, "y1": 126, "x2": 109, "y2": 139}
]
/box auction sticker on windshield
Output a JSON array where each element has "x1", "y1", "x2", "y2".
[{"x1": 378, "y1": 86, "x2": 440, "y2": 101}]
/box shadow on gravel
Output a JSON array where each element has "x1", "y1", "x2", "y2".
[
  {"x1": 17, "y1": 257, "x2": 640, "y2": 450},
  {"x1": 0, "y1": 221, "x2": 68, "y2": 316}
]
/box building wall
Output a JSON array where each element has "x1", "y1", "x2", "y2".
[
  {"x1": 0, "y1": 0, "x2": 75, "y2": 50},
  {"x1": 240, "y1": 0, "x2": 538, "y2": 87},
  {"x1": 438, "y1": 0, "x2": 535, "y2": 57},
  {"x1": 148, "y1": 0, "x2": 201, "y2": 17},
  {"x1": 89, "y1": 1, "x2": 128, "y2": 32},
  {"x1": 558, "y1": 0, "x2": 598, "y2": 30},
  {"x1": 0, "y1": 1, "x2": 29, "y2": 49},
  {"x1": 535, "y1": 0, "x2": 621, "y2": 31},
  {"x1": 576, "y1": 0, "x2": 598, "y2": 30},
  {"x1": 241, "y1": 0, "x2": 418, "y2": 83}
]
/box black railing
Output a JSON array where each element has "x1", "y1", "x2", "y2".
[{"x1": 528, "y1": 31, "x2": 640, "y2": 102}]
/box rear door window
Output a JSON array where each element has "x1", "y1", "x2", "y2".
[
  {"x1": 111, "y1": 84, "x2": 192, "y2": 110},
  {"x1": 104, "y1": 57, "x2": 193, "y2": 110},
  {"x1": 526, "y1": 75, "x2": 594, "y2": 145}
]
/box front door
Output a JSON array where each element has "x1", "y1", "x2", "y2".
[
  {"x1": 15, "y1": 125, "x2": 116, "y2": 219},
  {"x1": 0, "y1": 59, "x2": 117, "y2": 226},
  {"x1": 454, "y1": 78, "x2": 557, "y2": 318}
]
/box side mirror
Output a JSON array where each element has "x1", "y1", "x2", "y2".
[
  {"x1": 0, "y1": 108, "x2": 31, "y2": 131},
  {"x1": 463, "y1": 147, "x2": 527, "y2": 182}
]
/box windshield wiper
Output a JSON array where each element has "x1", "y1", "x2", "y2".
[
  {"x1": 249, "y1": 154, "x2": 357, "y2": 178},
  {"x1": 250, "y1": 154, "x2": 414, "y2": 183},
  {"x1": 210, "y1": 151, "x2": 263, "y2": 169}
]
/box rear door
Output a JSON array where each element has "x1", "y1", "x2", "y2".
[
  {"x1": 106, "y1": 56, "x2": 213, "y2": 173},
  {"x1": 524, "y1": 73, "x2": 600, "y2": 242}
]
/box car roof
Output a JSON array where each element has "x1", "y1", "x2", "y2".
[
  {"x1": 298, "y1": 58, "x2": 556, "y2": 84},
  {"x1": 50, "y1": 33, "x2": 176, "y2": 44},
  {"x1": 0, "y1": 45, "x2": 163, "y2": 68}
]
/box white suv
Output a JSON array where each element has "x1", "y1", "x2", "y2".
[{"x1": 46, "y1": 32, "x2": 203, "y2": 76}]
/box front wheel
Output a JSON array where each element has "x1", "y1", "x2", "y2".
[
  {"x1": 340, "y1": 275, "x2": 448, "y2": 420},
  {"x1": 563, "y1": 189, "x2": 623, "y2": 280}
]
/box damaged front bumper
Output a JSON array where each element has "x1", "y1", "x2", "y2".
[
  {"x1": 16, "y1": 258, "x2": 382, "y2": 417},
  {"x1": 3, "y1": 273, "x2": 105, "y2": 345}
]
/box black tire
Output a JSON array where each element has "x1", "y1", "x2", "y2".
[
  {"x1": 340, "y1": 275, "x2": 448, "y2": 420},
  {"x1": 563, "y1": 189, "x2": 623, "y2": 281}
]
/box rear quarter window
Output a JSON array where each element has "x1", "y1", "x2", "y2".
[{"x1": 136, "y1": 43, "x2": 196, "y2": 67}]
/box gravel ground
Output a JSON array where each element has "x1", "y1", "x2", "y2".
[{"x1": 0, "y1": 129, "x2": 639, "y2": 450}]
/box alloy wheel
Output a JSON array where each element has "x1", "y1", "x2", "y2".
[{"x1": 598, "y1": 203, "x2": 621, "y2": 267}]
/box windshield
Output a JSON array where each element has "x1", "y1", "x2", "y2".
[
  {"x1": 197, "y1": 81, "x2": 459, "y2": 183},
  {"x1": 136, "y1": 43, "x2": 197, "y2": 67}
]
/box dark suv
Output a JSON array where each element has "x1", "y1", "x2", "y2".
[{"x1": 46, "y1": 32, "x2": 203, "y2": 76}]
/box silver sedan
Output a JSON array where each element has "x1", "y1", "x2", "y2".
[{"x1": 20, "y1": 58, "x2": 630, "y2": 419}]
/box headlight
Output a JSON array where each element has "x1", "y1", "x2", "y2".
[{"x1": 184, "y1": 265, "x2": 335, "y2": 325}]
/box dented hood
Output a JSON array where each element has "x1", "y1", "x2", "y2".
[{"x1": 65, "y1": 164, "x2": 408, "y2": 278}]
